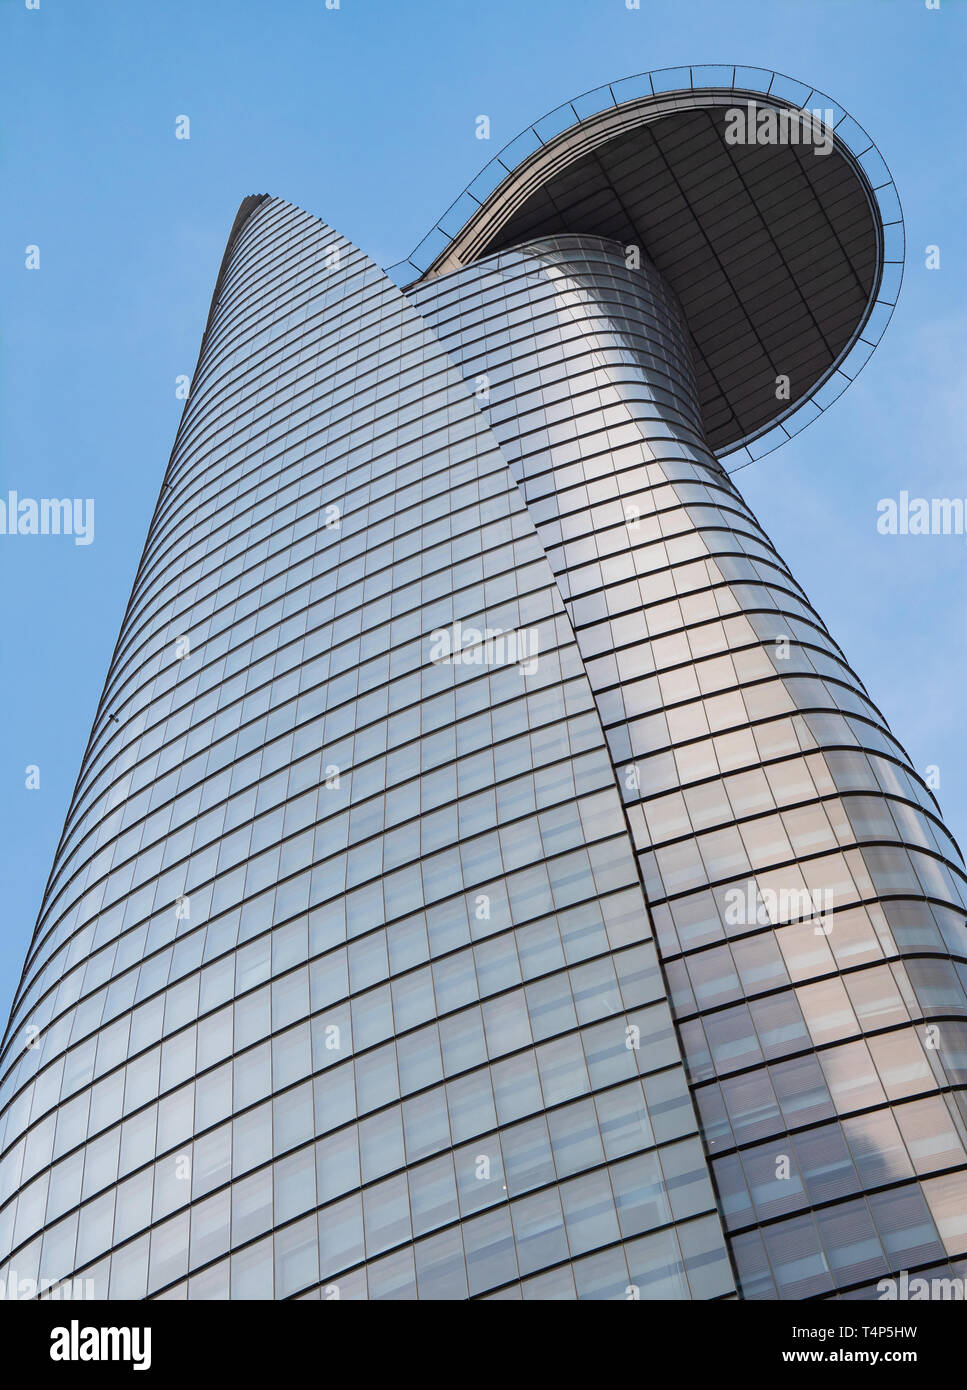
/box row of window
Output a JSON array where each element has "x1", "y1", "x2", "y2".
[
  {"x1": 732, "y1": 1174, "x2": 967, "y2": 1299},
  {"x1": 664, "y1": 900, "x2": 967, "y2": 1013},
  {"x1": 2, "y1": 992, "x2": 687, "y2": 1274},
  {"x1": 3, "y1": 822, "x2": 644, "y2": 1139},
  {"x1": 41, "y1": 652, "x2": 599, "y2": 981},
  {"x1": 32, "y1": 1208, "x2": 732, "y2": 1302},
  {"x1": 72, "y1": 485, "x2": 543, "y2": 849},
  {"x1": 694, "y1": 1021, "x2": 967, "y2": 1150},
  {"x1": 9, "y1": 1078, "x2": 712, "y2": 1297},
  {"x1": 7, "y1": 663, "x2": 604, "y2": 1065},
  {"x1": 628, "y1": 743, "x2": 945, "y2": 853},
  {"x1": 679, "y1": 959, "x2": 967, "y2": 1083},
  {"x1": 715, "y1": 1091, "x2": 967, "y2": 1229},
  {"x1": 3, "y1": 867, "x2": 654, "y2": 1181}
]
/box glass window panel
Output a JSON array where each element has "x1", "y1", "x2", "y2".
[{"x1": 511, "y1": 1187, "x2": 569, "y2": 1277}]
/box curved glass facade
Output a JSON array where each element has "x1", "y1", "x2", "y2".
[
  {"x1": 1, "y1": 191, "x2": 965, "y2": 1302},
  {"x1": 411, "y1": 236, "x2": 967, "y2": 1297},
  {"x1": 0, "y1": 199, "x2": 733, "y2": 1301}
]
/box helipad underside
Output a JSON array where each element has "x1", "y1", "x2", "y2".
[{"x1": 415, "y1": 91, "x2": 882, "y2": 455}]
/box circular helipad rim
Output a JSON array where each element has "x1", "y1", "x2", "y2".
[{"x1": 385, "y1": 65, "x2": 904, "y2": 471}]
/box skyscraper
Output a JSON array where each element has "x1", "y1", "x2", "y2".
[{"x1": 3, "y1": 66, "x2": 966, "y2": 1301}]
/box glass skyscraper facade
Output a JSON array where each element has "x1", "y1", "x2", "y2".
[{"x1": 2, "y1": 69, "x2": 967, "y2": 1301}]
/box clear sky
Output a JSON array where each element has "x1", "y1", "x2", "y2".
[{"x1": 1, "y1": 0, "x2": 965, "y2": 1021}]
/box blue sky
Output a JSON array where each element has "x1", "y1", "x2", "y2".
[{"x1": 1, "y1": 0, "x2": 965, "y2": 1019}]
